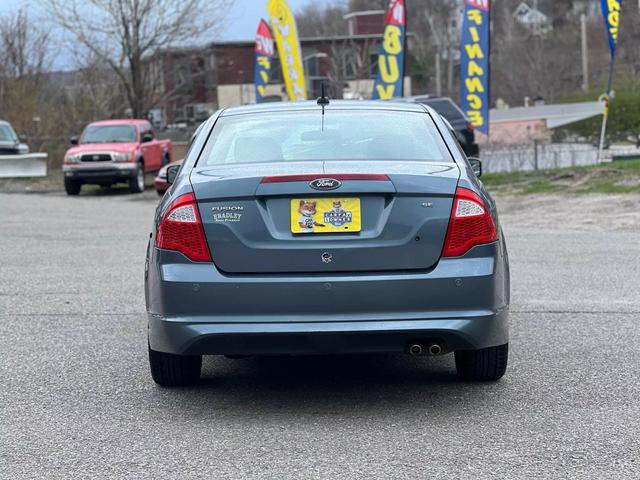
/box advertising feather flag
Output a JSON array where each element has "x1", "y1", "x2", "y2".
[
  {"x1": 600, "y1": 0, "x2": 621, "y2": 63},
  {"x1": 267, "y1": 0, "x2": 307, "y2": 101},
  {"x1": 254, "y1": 19, "x2": 275, "y2": 104},
  {"x1": 372, "y1": 0, "x2": 406, "y2": 100},
  {"x1": 460, "y1": 0, "x2": 491, "y2": 136},
  {"x1": 596, "y1": 0, "x2": 621, "y2": 162}
]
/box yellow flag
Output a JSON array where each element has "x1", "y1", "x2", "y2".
[{"x1": 267, "y1": 0, "x2": 307, "y2": 101}]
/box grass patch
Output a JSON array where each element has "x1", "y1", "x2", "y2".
[
  {"x1": 482, "y1": 160, "x2": 640, "y2": 195},
  {"x1": 0, "y1": 170, "x2": 64, "y2": 193}
]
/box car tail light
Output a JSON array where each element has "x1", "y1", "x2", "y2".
[
  {"x1": 156, "y1": 193, "x2": 212, "y2": 262},
  {"x1": 442, "y1": 187, "x2": 497, "y2": 257}
]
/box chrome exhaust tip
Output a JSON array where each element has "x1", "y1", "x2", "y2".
[
  {"x1": 409, "y1": 344, "x2": 423, "y2": 356},
  {"x1": 428, "y1": 343, "x2": 443, "y2": 356}
]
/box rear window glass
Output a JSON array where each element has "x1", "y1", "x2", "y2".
[
  {"x1": 200, "y1": 110, "x2": 450, "y2": 166},
  {"x1": 418, "y1": 99, "x2": 465, "y2": 123}
]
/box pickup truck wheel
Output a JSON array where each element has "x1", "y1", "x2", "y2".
[
  {"x1": 455, "y1": 343, "x2": 508, "y2": 382},
  {"x1": 149, "y1": 345, "x2": 202, "y2": 387},
  {"x1": 64, "y1": 178, "x2": 81, "y2": 196},
  {"x1": 129, "y1": 162, "x2": 145, "y2": 193}
]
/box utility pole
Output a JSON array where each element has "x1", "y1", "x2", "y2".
[
  {"x1": 581, "y1": 13, "x2": 589, "y2": 92},
  {"x1": 435, "y1": 52, "x2": 442, "y2": 96},
  {"x1": 447, "y1": 44, "x2": 454, "y2": 94},
  {"x1": 427, "y1": 14, "x2": 443, "y2": 96},
  {"x1": 446, "y1": 11, "x2": 456, "y2": 95}
]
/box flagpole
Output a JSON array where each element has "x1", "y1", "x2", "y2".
[
  {"x1": 596, "y1": 55, "x2": 615, "y2": 164},
  {"x1": 596, "y1": 0, "x2": 620, "y2": 164}
]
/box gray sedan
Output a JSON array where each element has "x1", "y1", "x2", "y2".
[{"x1": 145, "y1": 100, "x2": 509, "y2": 386}]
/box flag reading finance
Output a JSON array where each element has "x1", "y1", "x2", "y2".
[{"x1": 460, "y1": 0, "x2": 491, "y2": 135}]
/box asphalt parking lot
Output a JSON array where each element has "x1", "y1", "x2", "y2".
[{"x1": 1, "y1": 188, "x2": 639, "y2": 479}]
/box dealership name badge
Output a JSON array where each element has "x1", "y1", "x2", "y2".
[{"x1": 212, "y1": 205, "x2": 244, "y2": 223}]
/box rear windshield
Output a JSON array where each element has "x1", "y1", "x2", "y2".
[
  {"x1": 417, "y1": 99, "x2": 465, "y2": 123},
  {"x1": 200, "y1": 110, "x2": 451, "y2": 166},
  {"x1": 81, "y1": 125, "x2": 137, "y2": 144}
]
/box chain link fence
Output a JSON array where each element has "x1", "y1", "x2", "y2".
[{"x1": 480, "y1": 143, "x2": 606, "y2": 174}]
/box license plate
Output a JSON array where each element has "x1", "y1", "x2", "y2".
[{"x1": 291, "y1": 198, "x2": 361, "y2": 234}]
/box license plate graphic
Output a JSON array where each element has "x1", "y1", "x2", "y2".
[{"x1": 290, "y1": 198, "x2": 361, "y2": 234}]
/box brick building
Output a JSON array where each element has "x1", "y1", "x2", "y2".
[{"x1": 146, "y1": 10, "x2": 412, "y2": 126}]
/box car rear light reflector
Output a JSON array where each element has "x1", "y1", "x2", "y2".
[
  {"x1": 156, "y1": 193, "x2": 212, "y2": 262},
  {"x1": 260, "y1": 174, "x2": 390, "y2": 183},
  {"x1": 442, "y1": 187, "x2": 497, "y2": 258},
  {"x1": 455, "y1": 199, "x2": 485, "y2": 217},
  {"x1": 167, "y1": 205, "x2": 197, "y2": 223}
]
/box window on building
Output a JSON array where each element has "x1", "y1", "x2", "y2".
[
  {"x1": 270, "y1": 54, "x2": 283, "y2": 83},
  {"x1": 303, "y1": 49, "x2": 320, "y2": 77},
  {"x1": 175, "y1": 61, "x2": 193, "y2": 93},
  {"x1": 341, "y1": 48, "x2": 357, "y2": 80}
]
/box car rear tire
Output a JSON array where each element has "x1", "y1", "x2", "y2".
[
  {"x1": 455, "y1": 343, "x2": 508, "y2": 381},
  {"x1": 64, "y1": 178, "x2": 81, "y2": 195},
  {"x1": 129, "y1": 162, "x2": 145, "y2": 193},
  {"x1": 148, "y1": 346, "x2": 202, "y2": 387}
]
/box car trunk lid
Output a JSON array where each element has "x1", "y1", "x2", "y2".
[{"x1": 190, "y1": 161, "x2": 460, "y2": 274}]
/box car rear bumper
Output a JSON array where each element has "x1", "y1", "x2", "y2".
[
  {"x1": 146, "y1": 242, "x2": 509, "y2": 355},
  {"x1": 148, "y1": 311, "x2": 508, "y2": 356},
  {"x1": 63, "y1": 163, "x2": 136, "y2": 183}
]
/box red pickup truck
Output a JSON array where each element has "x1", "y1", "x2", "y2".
[{"x1": 62, "y1": 119, "x2": 172, "y2": 195}]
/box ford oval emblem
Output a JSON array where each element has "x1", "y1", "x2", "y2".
[{"x1": 310, "y1": 178, "x2": 342, "y2": 191}]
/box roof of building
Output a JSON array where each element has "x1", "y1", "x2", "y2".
[
  {"x1": 490, "y1": 101, "x2": 603, "y2": 128},
  {"x1": 209, "y1": 32, "x2": 389, "y2": 48}
]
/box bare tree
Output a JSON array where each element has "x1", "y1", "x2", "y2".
[
  {"x1": 349, "y1": 0, "x2": 387, "y2": 10},
  {"x1": 296, "y1": 2, "x2": 348, "y2": 37},
  {"x1": 0, "y1": 9, "x2": 49, "y2": 83},
  {"x1": 0, "y1": 9, "x2": 52, "y2": 149},
  {"x1": 43, "y1": 0, "x2": 231, "y2": 118}
]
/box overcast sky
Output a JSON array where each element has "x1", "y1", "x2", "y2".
[
  {"x1": 0, "y1": 0, "x2": 337, "y2": 69},
  {"x1": 0, "y1": 0, "x2": 333, "y2": 41}
]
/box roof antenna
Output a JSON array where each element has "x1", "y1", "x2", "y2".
[{"x1": 317, "y1": 82, "x2": 330, "y2": 131}]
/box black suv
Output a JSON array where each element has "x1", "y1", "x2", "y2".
[{"x1": 400, "y1": 96, "x2": 479, "y2": 157}]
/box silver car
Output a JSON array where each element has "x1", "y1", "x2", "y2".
[{"x1": 145, "y1": 100, "x2": 509, "y2": 386}]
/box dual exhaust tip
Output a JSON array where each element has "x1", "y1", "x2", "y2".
[{"x1": 408, "y1": 342, "x2": 444, "y2": 357}]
